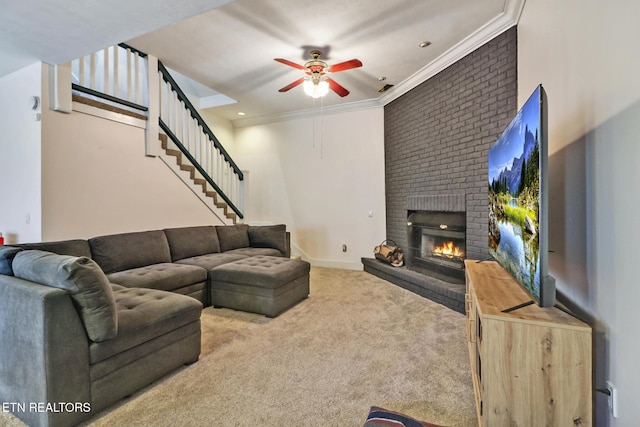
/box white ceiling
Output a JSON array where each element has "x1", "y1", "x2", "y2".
[
  {"x1": 0, "y1": 0, "x2": 233, "y2": 75},
  {"x1": 1, "y1": 0, "x2": 523, "y2": 124}
]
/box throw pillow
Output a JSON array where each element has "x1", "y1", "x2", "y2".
[
  {"x1": 248, "y1": 224, "x2": 287, "y2": 256},
  {"x1": 363, "y1": 406, "x2": 443, "y2": 427},
  {"x1": 12, "y1": 250, "x2": 118, "y2": 342},
  {"x1": 0, "y1": 246, "x2": 23, "y2": 276},
  {"x1": 216, "y1": 224, "x2": 250, "y2": 252}
]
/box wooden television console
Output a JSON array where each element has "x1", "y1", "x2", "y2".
[{"x1": 465, "y1": 259, "x2": 592, "y2": 426}]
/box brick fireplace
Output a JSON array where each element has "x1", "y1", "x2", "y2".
[{"x1": 362, "y1": 27, "x2": 517, "y2": 313}]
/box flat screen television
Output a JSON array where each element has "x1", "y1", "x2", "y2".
[{"x1": 488, "y1": 84, "x2": 556, "y2": 308}]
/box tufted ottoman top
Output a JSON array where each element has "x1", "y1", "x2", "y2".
[{"x1": 211, "y1": 255, "x2": 310, "y2": 289}]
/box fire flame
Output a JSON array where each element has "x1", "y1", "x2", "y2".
[{"x1": 433, "y1": 241, "x2": 464, "y2": 258}]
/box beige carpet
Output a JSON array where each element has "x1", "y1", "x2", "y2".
[{"x1": 2, "y1": 268, "x2": 477, "y2": 427}]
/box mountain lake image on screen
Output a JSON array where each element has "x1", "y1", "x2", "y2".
[{"x1": 488, "y1": 85, "x2": 555, "y2": 306}]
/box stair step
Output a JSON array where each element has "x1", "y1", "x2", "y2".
[
  {"x1": 159, "y1": 133, "x2": 236, "y2": 224},
  {"x1": 166, "y1": 148, "x2": 181, "y2": 158}
]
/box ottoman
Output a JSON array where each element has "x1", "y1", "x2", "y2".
[{"x1": 210, "y1": 255, "x2": 310, "y2": 317}]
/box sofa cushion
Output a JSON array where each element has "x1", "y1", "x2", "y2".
[
  {"x1": 13, "y1": 239, "x2": 92, "y2": 258},
  {"x1": 105, "y1": 262, "x2": 207, "y2": 292},
  {"x1": 12, "y1": 250, "x2": 117, "y2": 342},
  {"x1": 216, "y1": 224, "x2": 250, "y2": 252},
  {"x1": 89, "y1": 230, "x2": 171, "y2": 274},
  {"x1": 176, "y1": 252, "x2": 249, "y2": 272},
  {"x1": 0, "y1": 246, "x2": 23, "y2": 275},
  {"x1": 90, "y1": 285, "x2": 202, "y2": 364},
  {"x1": 163, "y1": 226, "x2": 220, "y2": 261},
  {"x1": 248, "y1": 224, "x2": 287, "y2": 256}
]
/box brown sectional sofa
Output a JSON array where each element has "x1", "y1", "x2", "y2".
[{"x1": 0, "y1": 224, "x2": 306, "y2": 427}]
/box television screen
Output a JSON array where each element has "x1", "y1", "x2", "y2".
[{"x1": 488, "y1": 84, "x2": 555, "y2": 307}]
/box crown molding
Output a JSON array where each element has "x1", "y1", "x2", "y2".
[
  {"x1": 380, "y1": 0, "x2": 525, "y2": 106},
  {"x1": 232, "y1": 0, "x2": 525, "y2": 128}
]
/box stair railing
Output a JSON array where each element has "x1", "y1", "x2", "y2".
[
  {"x1": 70, "y1": 43, "x2": 148, "y2": 113},
  {"x1": 157, "y1": 62, "x2": 244, "y2": 219},
  {"x1": 69, "y1": 44, "x2": 244, "y2": 220}
]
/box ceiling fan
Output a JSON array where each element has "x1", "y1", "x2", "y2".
[{"x1": 274, "y1": 50, "x2": 362, "y2": 98}]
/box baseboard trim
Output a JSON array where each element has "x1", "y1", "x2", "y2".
[
  {"x1": 308, "y1": 259, "x2": 363, "y2": 271},
  {"x1": 290, "y1": 241, "x2": 363, "y2": 270}
]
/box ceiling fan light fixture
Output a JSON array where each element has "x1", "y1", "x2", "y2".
[
  {"x1": 303, "y1": 76, "x2": 329, "y2": 98},
  {"x1": 275, "y1": 50, "x2": 361, "y2": 98}
]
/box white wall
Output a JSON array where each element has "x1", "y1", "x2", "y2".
[
  {"x1": 39, "y1": 69, "x2": 226, "y2": 241},
  {"x1": 235, "y1": 108, "x2": 386, "y2": 269},
  {"x1": 519, "y1": 1, "x2": 640, "y2": 425},
  {"x1": 0, "y1": 62, "x2": 43, "y2": 244},
  {"x1": 200, "y1": 110, "x2": 236, "y2": 157}
]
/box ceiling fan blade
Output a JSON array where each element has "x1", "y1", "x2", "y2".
[
  {"x1": 327, "y1": 78, "x2": 350, "y2": 97},
  {"x1": 278, "y1": 77, "x2": 305, "y2": 92},
  {"x1": 328, "y1": 59, "x2": 362, "y2": 73},
  {"x1": 274, "y1": 58, "x2": 306, "y2": 71}
]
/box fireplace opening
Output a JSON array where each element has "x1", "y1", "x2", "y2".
[{"x1": 407, "y1": 210, "x2": 466, "y2": 283}]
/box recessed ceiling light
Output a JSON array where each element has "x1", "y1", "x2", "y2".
[
  {"x1": 377, "y1": 76, "x2": 387, "y2": 81},
  {"x1": 419, "y1": 41, "x2": 432, "y2": 48},
  {"x1": 237, "y1": 112, "x2": 246, "y2": 116}
]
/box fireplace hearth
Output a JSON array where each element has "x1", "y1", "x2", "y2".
[
  {"x1": 407, "y1": 210, "x2": 466, "y2": 283},
  {"x1": 362, "y1": 194, "x2": 469, "y2": 313}
]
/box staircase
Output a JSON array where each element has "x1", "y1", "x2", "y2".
[
  {"x1": 159, "y1": 134, "x2": 237, "y2": 223},
  {"x1": 67, "y1": 43, "x2": 243, "y2": 224}
]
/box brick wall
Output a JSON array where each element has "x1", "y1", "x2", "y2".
[{"x1": 384, "y1": 27, "x2": 517, "y2": 260}]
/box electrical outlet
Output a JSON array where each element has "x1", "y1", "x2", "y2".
[{"x1": 607, "y1": 381, "x2": 618, "y2": 418}]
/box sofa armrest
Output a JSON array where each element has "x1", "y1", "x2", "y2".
[{"x1": 0, "y1": 275, "x2": 91, "y2": 427}]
